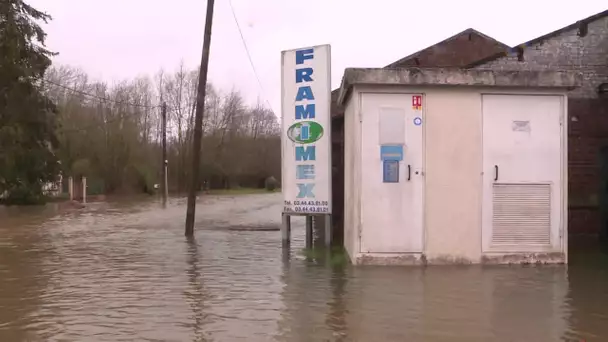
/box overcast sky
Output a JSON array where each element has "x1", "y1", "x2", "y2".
[{"x1": 30, "y1": 0, "x2": 605, "y2": 114}]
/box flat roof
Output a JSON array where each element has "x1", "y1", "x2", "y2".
[{"x1": 337, "y1": 67, "x2": 582, "y2": 105}]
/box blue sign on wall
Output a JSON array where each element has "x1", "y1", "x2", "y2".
[
  {"x1": 380, "y1": 145, "x2": 404, "y2": 161},
  {"x1": 383, "y1": 160, "x2": 400, "y2": 183}
]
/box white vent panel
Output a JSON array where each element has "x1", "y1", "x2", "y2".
[{"x1": 491, "y1": 183, "x2": 551, "y2": 250}]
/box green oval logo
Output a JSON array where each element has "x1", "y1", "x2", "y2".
[{"x1": 287, "y1": 121, "x2": 324, "y2": 144}]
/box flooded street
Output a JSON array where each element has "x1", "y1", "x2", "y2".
[{"x1": 1, "y1": 193, "x2": 607, "y2": 341}]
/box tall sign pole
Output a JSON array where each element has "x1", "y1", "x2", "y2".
[
  {"x1": 280, "y1": 45, "x2": 333, "y2": 248},
  {"x1": 185, "y1": 0, "x2": 215, "y2": 237}
]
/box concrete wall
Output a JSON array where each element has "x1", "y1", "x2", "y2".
[
  {"x1": 343, "y1": 91, "x2": 359, "y2": 260},
  {"x1": 343, "y1": 86, "x2": 567, "y2": 264},
  {"x1": 424, "y1": 89, "x2": 483, "y2": 262},
  {"x1": 472, "y1": 14, "x2": 608, "y2": 235}
]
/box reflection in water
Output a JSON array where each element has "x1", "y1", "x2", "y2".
[
  {"x1": 566, "y1": 238, "x2": 608, "y2": 341},
  {"x1": 326, "y1": 263, "x2": 348, "y2": 341},
  {"x1": 0, "y1": 194, "x2": 606, "y2": 341},
  {"x1": 184, "y1": 237, "x2": 211, "y2": 342},
  {"x1": 0, "y1": 213, "x2": 49, "y2": 342}
]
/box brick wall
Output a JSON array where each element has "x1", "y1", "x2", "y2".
[
  {"x1": 473, "y1": 15, "x2": 608, "y2": 235},
  {"x1": 474, "y1": 17, "x2": 608, "y2": 98}
]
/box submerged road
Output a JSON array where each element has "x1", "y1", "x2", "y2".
[{"x1": 0, "y1": 192, "x2": 607, "y2": 341}]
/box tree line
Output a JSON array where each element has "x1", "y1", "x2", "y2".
[
  {"x1": 0, "y1": 1, "x2": 281, "y2": 204},
  {"x1": 44, "y1": 64, "x2": 281, "y2": 196}
]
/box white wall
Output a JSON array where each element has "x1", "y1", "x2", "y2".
[
  {"x1": 424, "y1": 89, "x2": 483, "y2": 262},
  {"x1": 343, "y1": 90, "x2": 359, "y2": 262},
  {"x1": 343, "y1": 86, "x2": 568, "y2": 264}
]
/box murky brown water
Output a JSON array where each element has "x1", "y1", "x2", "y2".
[{"x1": 0, "y1": 193, "x2": 607, "y2": 341}]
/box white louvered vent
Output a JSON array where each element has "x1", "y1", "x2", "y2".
[{"x1": 491, "y1": 183, "x2": 551, "y2": 250}]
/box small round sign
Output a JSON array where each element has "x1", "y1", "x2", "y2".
[{"x1": 413, "y1": 117, "x2": 422, "y2": 126}]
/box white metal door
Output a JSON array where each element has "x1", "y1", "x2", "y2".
[
  {"x1": 360, "y1": 93, "x2": 424, "y2": 253},
  {"x1": 482, "y1": 95, "x2": 563, "y2": 253}
]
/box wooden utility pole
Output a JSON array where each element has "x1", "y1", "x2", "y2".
[
  {"x1": 161, "y1": 102, "x2": 168, "y2": 205},
  {"x1": 185, "y1": 0, "x2": 215, "y2": 236}
]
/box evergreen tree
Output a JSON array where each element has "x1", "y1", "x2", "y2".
[{"x1": 0, "y1": 1, "x2": 59, "y2": 204}]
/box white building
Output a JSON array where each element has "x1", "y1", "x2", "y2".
[{"x1": 339, "y1": 68, "x2": 579, "y2": 265}]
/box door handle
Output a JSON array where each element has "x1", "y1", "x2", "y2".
[
  {"x1": 494, "y1": 165, "x2": 499, "y2": 181},
  {"x1": 408, "y1": 165, "x2": 411, "y2": 181}
]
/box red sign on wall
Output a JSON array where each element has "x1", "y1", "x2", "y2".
[{"x1": 412, "y1": 95, "x2": 422, "y2": 110}]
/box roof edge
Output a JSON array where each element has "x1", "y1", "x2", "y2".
[
  {"x1": 467, "y1": 9, "x2": 608, "y2": 68},
  {"x1": 338, "y1": 67, "x2": 581, "y2": 105},
  {"x1": 385, "y1": 28, "x2": 510, "y2": 68}
]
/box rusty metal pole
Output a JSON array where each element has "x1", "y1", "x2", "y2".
[
  {"x1": 282, "y1": 213, "x2": 291, "y2": 247},
  {"x1": 305, "y1": 216, "x2": 313, "y2": 249},
  {"x1": 185, "y1": 0, "x2": 215, "y2": 237}
]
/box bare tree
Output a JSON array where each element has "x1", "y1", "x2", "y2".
[{"x1": 43, "y1": 63, "x2": 281, "y2": 195}]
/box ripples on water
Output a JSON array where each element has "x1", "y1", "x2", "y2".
[{"x1": 0, "y1": 194, "x2": 607, "y2": 341}]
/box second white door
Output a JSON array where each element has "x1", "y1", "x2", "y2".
[{"x1": 482, "y1": 94, "x2": 563, "y2": 253}]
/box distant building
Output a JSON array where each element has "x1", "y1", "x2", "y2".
[
  {"x1": 42, "y1": 173, "x2": 62, "y2": 197},
  {"x1": 469, "y1": 9, "x2": 608, "y2": 236}
]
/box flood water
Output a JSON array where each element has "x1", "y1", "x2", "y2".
[{"x1": 1, "y1": 193, "x2": 607, "y2": 341}]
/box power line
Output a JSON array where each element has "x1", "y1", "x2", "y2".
[
  {"x1": 38, "y1": 79, "x2": 164, "y2": 133},
  {"x1": 58, "y1": 117, "x2": 123, "y2": 133},
  {"x1": 14, "y1": 71, "x2": 222, "y2": 136},
  {"x1": 42, "y1": 78, "x2": 161, "y2": 109},
  {"x1": 227, "y1": 0, "x2": 276, "y2": 116},
  {"x1": 41, "y1": 78, "x2": 197, "y2": 115},
  {"x1": 57, "y1": 105, "x2": 189, "y2": 134}
]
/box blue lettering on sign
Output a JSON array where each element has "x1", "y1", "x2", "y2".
[
  {"x1": 295, "y1": 86, "x2": 315, "y2": 101},
  {"x1": 295, "y1": 48, "x2": 314, "y2": 65},
  {"x1": 300, "y1": 124, "x2": 310, "y2": 140},
  {"x1": 290, "y1": 48, "x2": 320, "y2": 203},
  {"x1": 297, "y1": 183, "x2": 315, "y2": 198},
  {"x1": 296, "y1": 68, "x2": 313, "y2": 83},
  {"x1": 295, "y1": 146, "x2": 316, "y2": 161},
  {"x1": 295, "y1": 104, "x2": 315, "y2": 119},
  {"x1": 296, "y1": 165, "x2": 315, "y2": 179}
]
